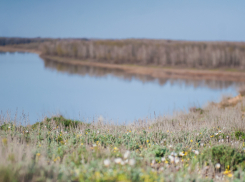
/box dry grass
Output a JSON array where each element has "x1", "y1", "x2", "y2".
[{"x1": 1, "y1": 97, "x2": 245, "y2": 181}]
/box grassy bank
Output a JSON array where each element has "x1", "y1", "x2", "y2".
[{"x1": 1, "y1": 95, "x2": 245, "y2": 182}]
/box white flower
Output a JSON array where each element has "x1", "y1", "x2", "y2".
[
  {"x1": 151, "y1": 160, "x2": 155, "y2": 166},
  {"x1": 215, "y1": 163, "x2": 221, "y2": 169},
  {"x1": 179, "y1": 152, "x2": 184, "y2": 157},
  {"x1": 194, "y1": 150, "x2": 199, "y2": 155},
  {"x1": 124, "y1": 159, "x2": 128, "y2": 163},
  {"x1": 221, "y1": 139, "x2": 224, "y2": 142},
  {"x1": 124, "y1": 151, "x2": 130, "y2": 159},
  {"x1": 93, "y1": 144, "x2": 97, "y2": 147},
  {"x1": 174, "y1": 157, "x2": 180, "y2": 164},
  {"x1": 97, "y1": 130, "x2": 100, "y2": 134},
  {"x1": 200, "y1": 143, "x2": 204, "y2": 147},
  {"x1": 218, "y1": 130, "x2": 222, "y2": 133},
  {"x1": 114, "y1": 158, "x2": 122, "y2": 164},
  {"x1": 169, "y1": 145, "x2": 173, "y2": 148},
  {"x1": 25, "y1": 130, "x2": 28, "y2": 133},
  {"x1": 8, "y1": 126, "x2": 11, "y2": 128},
  {"x1": 104, "y1": 159, "x2": 110, "y2": 167},
  {"x1": 161, "y1": 157, "x2": 166, "y2": 162},
  {"x1": 168, "y1": 155, "x2": 174, "y2": 163},
  {"x1": 171, "y1": 152, "x2": 177, "y2": 156},
  {"x1": 120, "y1": 161, "x2": 125, "y2": 165},
  {"x1": 129, "y1": 159, "x2": 136, "y2": 166},
  {"x1": 215, "y1": 133, "x2": 218, "y2": 136},
  {"x1": 160, "y1": 141, "x2": 164, "y2": 144},
  {"x1": 159, "y1": 167, "x2": 164, "y2": 171}
]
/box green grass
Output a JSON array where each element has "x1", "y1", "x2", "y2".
[{"x1": 1, "y1": 99, "x2": 245, "y2": 181}]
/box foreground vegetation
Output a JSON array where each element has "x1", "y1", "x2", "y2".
[{"x1": 1, "y1": 95, "x2": 245, "y2": 182}]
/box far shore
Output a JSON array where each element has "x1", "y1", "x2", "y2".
[{"x1": 1, "y1": 46, "x2": 245, "y2": 83}]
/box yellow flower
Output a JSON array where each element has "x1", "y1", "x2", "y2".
[
  {"x1": 81, "y1": 143, "x2": 83, "y2": 145},
  {"x1": 147, "y1": 140, "x2": 149, "y2": 143},
  {"x1": 190, "y1": 140, "x2": 193, "y2": 143},
  {"x1": 165, "y1": 161, "x2": 168, "y2": 164},
  {"x1": 227, "y1": 173, "x2": 233, "y2": 178},
  {"x1": 167, "y1": 130, "x2": 169, "y2": 133},
  {"x1": 36, "y1": 153, "x2": 41, "y2": 157},
  {"x1": 129, "y1": 131, "x2": 131, "y2": 132}
]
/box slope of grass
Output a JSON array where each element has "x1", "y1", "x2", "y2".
[{"x1": 1, "y1": 98, "x2": 245, "y2": 181}]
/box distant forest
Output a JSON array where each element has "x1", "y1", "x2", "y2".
[{"x1": 2, "y1": 37, "x2": 245, "y2": 70}]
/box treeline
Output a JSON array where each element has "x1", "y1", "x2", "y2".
[
  {"x1": 2, "y1": 38, "x2": 245, "y2": 70},
  {"x1": 41, "y1": 39, "x2": 245, "y2": 70},
  {"x1": 0, "y1": 37, "x2": 52, "y2": 46}
]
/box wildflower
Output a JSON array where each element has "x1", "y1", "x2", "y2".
[
  {"x1": 194, "y1": 150, "x2": 199, "y2": 155},
  {"x1": 215, "y1": 133, "x2": 218, "y2": 136},
  {"x1": 36, "y1": 153, "x2": 41, "y2": 157},
  {"x1": 97, "y1": 130, "x2": 99, "y2": 134},
  {"x1": 147, "y1": 140, "x2": 149, "y2": 143},
  {"x1": 174, "y1": 157, "x2": 180, "y2": 164},
  {"x1": 124, "y1": 150, "x2": 130, "y2": 159},
  {"x1": 179, "y1": 152, "x2": 184, "y2": 157},
  {"x1": 161, "y1": 157, "x2": 166, "y2": 162},
  {"x1": 81, "y1": 143, "x2": 83, "y2": 146},
  {"x1": 120, "y1": 161, "x2": 125, "y2": 165},
  {"x1": 169, "y1": 145, "x2": 173, "y2": 148},
  {"x1": 124, "y1": 159, "x2": 128, "y2": 163},
  {"x1": 218, "y1": 130, "x2": 222, "y2": 133},
  {"x1": 8, "y1": 126, "x2": 11, "y2": 129},
  {"x1": 215, "y1": 163, "x2": 221, "y2": 169},
  {"x1": 129, "y1": 159, "x2": 136, "y2": 166},
  {"x1": 93, "y1": 144, "x2": 97, "y2": 147},
  {"x1": 160, "y1": 141, "x2": 163, "y2": 144},
  {"x1": 104, "y1": 159, "x2": 110, "y2": 167},
  {"x1": 200, "y1": 143, "x2": 204, "y2": 147},
  {"x1": 168, "y1": 155, "x2": 174, "y2": 163},
  {"x1": 167, "y1": 130, "x2": 169, "y2": 133},
  {"x1": 159, "y1": 167, "x2": 164, "y2": 171},
  {"x1": 190, "y1": 140, "x2": 193, "y2": 143},
  {"x1": 25, "y1": 130, "x2": 28, "y2": 133},
  {"x1": 114, "y1": 158, "x2": 122, "y2": 164},
  {"x1": 151, "y1": 160, "x2": 155, "y2": 166}
]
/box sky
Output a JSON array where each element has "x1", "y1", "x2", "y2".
[{"x1": 0, "y1": 0, "x2": 245, "y2": 41}]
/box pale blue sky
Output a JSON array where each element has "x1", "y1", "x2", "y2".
[{"x1": 0, "y1": 0, "x2": 245, "y2": 41}]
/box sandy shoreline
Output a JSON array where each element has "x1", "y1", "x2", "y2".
[{"x1": 1, "y1": 46, "x2": 245, "y2": 83}]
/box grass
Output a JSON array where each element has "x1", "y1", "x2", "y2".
[{"x1": 1, "y1": 97, "x2": 245, "y2": 181}]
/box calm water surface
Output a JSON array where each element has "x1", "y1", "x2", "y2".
[{"x1": 0, "y1": 52, "x2": 240, "y2": 124}]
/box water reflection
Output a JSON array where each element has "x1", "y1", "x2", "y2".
[{"x1": 43, "y1": 58, "x2": 244, "y2": 90}]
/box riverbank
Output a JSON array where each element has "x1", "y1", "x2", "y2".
[{"x1": 1, "y1": 46, "x2": 245, "y2": 83}]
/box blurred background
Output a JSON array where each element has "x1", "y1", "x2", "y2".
[{"x1": 0, "y1": 0, "x2": 245, "y2": 123}]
